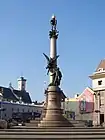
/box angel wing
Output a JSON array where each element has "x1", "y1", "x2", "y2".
[
  {"x1": 53, "y1": 55, "x2": 59, "y2": 62},
  {"x1": 56, "y1": 55, "x2": 59, "y2": 59},
  {"x1": 43, "y1": 53, "x2": 50, "y2": 62}
]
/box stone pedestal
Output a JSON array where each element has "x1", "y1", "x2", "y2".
[{"x1": 38, "y1": 86, "x2": 73, "y2": 127}]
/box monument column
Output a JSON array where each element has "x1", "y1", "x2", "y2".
[
  {"x1": 49, "y1": 15, "x2": 58, "y2": 84},
  {"x1": 38, "y1": 15, "x2": 72, "y2": 127},
  {"x1": 50, "y1": 30, "x2": 57, "y2": 59}
]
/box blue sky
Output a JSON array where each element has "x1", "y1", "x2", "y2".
[{"x1": 0, "y1": 0, "x2": 105, "y2": 101}]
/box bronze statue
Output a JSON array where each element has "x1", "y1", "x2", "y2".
[
  {"x1": 50, "y1": 15, "x2": 57, "y2": 31},
  {"x1": 43, "y1": 53, "x2": 59, "y2": 74},
  {"x1": 49, "y1": 15, "x2": 59, "y2": 39},
  {"x1": 51, "y1": 67, "x2": 62, "y2": 86}
]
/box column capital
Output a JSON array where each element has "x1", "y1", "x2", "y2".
[{"x1": 49, "y1": 30, "x2": 58, "y2": 39}]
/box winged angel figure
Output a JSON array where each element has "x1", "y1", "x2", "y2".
[{"x1": 43, "y1": 53, "x2": 59, "y2": 75}]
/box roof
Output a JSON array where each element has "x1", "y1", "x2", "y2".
[
  {"x1": 0, "y1": 86, "x2": 32, "y2": 104},
  {"x1": 65, "y1": 98, "x2": 77, "y2": 102},
  {"x1": 65, "y1": 87, "x2": 94, "y2": 102},
  {"x1": 96, "y1": 59, "x2": 105, "y2": 72},
  {"x1": 77, "y1": 87, "x2": 94, "y2": 98}
]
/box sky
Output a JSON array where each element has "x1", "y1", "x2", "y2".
[{"x1": 0, "y1": 0, "x2": 105, "y2": 101}]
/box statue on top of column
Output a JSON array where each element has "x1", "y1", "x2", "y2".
[
  {"x1": 50, "y1": 15, "x2": 57, "y2": 31},
  {"x1": 49, "y1": 15, "x2": 59, "y2": 39}
]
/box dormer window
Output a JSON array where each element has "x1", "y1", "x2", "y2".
[
  {"x1": 98, "y1": 80, "x2": 102, "y2": 85},
  {"x1": 98, "y1": 68, "x2": 103, "y2": 72}
]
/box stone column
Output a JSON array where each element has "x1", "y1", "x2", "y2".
[
  {"x1": 50, "y1": 37, "x2": 57, "y2": 59},
  {"x1": 97, "y1": 92, "x2": 100, "y2": 126},
  {"x1": 104, "y1": 91, "x2": 105, "y2": 125},
  {"x1": 102, "y1": 90, "x2": 105, "y2": 127},
  {"x1": 49, "y1": 37, "x2": 57, "y2": 83},
  {"x1": 93, "y1": 93, "x2": 97, "y2": 126},
  {"x1": 49, "y1": 15, "x2": 58, "y2": 85}
]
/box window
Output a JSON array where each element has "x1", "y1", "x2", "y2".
[
  {"x1": 98, "y1": 68, "x2": 103, "y2": 71},
  {"x1": 80, "y1": 100, "x2": 86, "y2": 111},
  {"x1": 98, "y1": 80, "x2": 102, "y2": 85},
  {"x1": 22, "y1": 83, "x2": 24, "y2": 88}
]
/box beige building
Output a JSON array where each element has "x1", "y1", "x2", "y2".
[
  {"x1": 65, "y1": 59, "x2": 105, "y2": 126},
  {"x1": 90, "y1": 59, "x2": 105, "y2": 126}
]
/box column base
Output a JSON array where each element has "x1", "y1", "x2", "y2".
[
  {"x1": 39, "y1": 120, "x2": 73, "y2": 127},
  {"x1": 38, "y1": 86, "x2": 73, "y2": 127}
]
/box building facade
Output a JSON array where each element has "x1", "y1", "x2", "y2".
[
  {"x1": 89, "y1": 59, "x2": 105, "y2": 126},
  {"x1": 64, "y1": 59, "x2": 105, "y2": 126},
  {"x1": 0, "y1": 101, "x2": 43, "y2": 120},
  {"x1": 65, "y1": 87, "x2": 94, "y2": 121},
  {"x1": 0, "y1": 76, "x2": 44, "y2": 121}
]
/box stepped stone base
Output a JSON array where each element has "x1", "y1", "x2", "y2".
[
  {"x1": 25, "y1": 119, "x2": 85, "y2": 127},
  {"x1": 39, "y1": 119, "x2": 73, "y2": 127},
  {"x1": 25, "y1": 119, "x2": 41, "y2": 127},
  {"x1": 1, "y1": 127, "x2": 105, "y2": 140},
  {"x1": 70, "y1": 120, "x2": 85, "y2": 127},
  {"x1": 38, "y1": 86, "x2": 72, "y2": 127}
]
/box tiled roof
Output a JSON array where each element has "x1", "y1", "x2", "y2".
[
  {"x1": 13, "y1": 89, "x2": 32, "y2": 103},
  {"x1": 0, "y1": 86, "x2": 32, "y2": 103}
]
